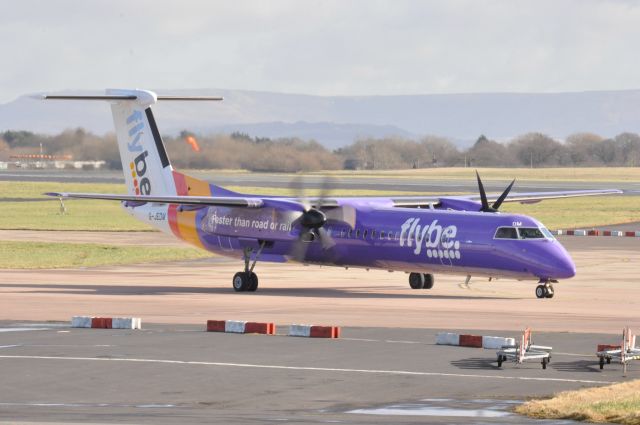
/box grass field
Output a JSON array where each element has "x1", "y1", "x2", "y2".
[
  {"x1": 0, "y1": 181, "x2": 126, "y2": 199},
  {"x1": 314, "y1": 167, "x2": 640, "y2": 182},
  {"x1": 0, "y1": 241, "x2": 211, "y2": 269},
  {"x1": 515, "y1": 380, "x2": 640, "y2": 425},
  {"x1": 0, "y1": 200, "x2": 152, "y2": 231}
]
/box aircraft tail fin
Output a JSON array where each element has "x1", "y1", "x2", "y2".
[{"x1": 43, "y1": 89, "x2": 223, "y2": 196}]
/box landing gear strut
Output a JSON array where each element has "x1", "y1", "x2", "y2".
[
  {"x1": 409, "y1": 273, "x2": 434, "y2": 290},
  {"x1": 535, "y1": 280, "x2": 555, "y2": 299},
  {"x1": 233, "y1": 242, "x2": 266, "y2": 292}
]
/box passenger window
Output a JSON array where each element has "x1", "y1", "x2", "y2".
[
  {"x1": 380, "y1": 230, "x2": 386, "y2": 239},
  {"x1": 495, "y1": 227, "x2": 518, "y2": 239},
  {"x1": 363, "y1": 230, "x2": 368, "y2": 239},
  {"x1": 371, "y1": 230, "x2": 377, "y2": 239},
  {"x1": 340, "y1": 229, "x2": 346, "y2": 238},
  {"x1": 355, "y1": 229, "x2": 360, "y2": 238},
  {"x1": 348, "y1": 229, "x2": 352, "y2": 238},
  {"x1": 519, "y1": 228, "x2": 545, "y2": 239}
]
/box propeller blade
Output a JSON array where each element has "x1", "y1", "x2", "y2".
[
  {"x1": 491, "y1": 179, "x2": 515, "y2": 210},
  {"x1": 290, "y1": 236, "x2": 309, "y2": 262},
  {"x1": 290, "y1": 175, "x2": 311, "y2": 211},
  {"x1": 475, "y1": 170, "x2": 490, "y2": 211},
  {"x1": 317, "y1": 227, "x2": 336, "y2": 250}
]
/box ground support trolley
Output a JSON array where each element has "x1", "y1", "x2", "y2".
[
  {"x1": 496, "y1": 328, "x2": 552, "y2": 369},
  {"x1": 596, "y1": 327, "x2": 640, "y2": 373}
]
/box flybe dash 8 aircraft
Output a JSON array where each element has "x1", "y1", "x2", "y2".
[{"x1": 42, "y1": 89, "x2": 621, "y2": 299}]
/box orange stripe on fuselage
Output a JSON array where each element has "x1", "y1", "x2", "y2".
[{"x1": 169, "y1": 171, "x2": 212, "y2": 249}]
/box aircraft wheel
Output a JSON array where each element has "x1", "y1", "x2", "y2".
[
  {"x1": 233, "y1": 272, "x2": 251, "y2": 292},
  {"x1": 535, "y1": 285, "x2": 547, "y2": 299},
  {"x1": 247, "y1": 272, "x2": 259, "y2": 292},
  {"x1": 423, "y1": 274, "x2": 434, "y2": 289},
  {"x1": 409, "y1": 273, "x2": 424, "y2": 289}
]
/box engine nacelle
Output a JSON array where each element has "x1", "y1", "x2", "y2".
[{"x1": 437, "y1": 197, "x2": 483, "y2": 212}]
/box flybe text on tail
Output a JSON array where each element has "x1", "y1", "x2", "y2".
[{"x1": 127, "y1": 109, "x2": 151, "y2": 195}]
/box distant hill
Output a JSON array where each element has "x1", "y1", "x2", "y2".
[{"x1": 2, "y1": 88, "x2": 640, "y2": 148}]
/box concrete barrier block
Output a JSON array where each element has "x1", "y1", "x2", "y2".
[
  {"x1": 597, "y1": 344, "x2": 621, "y2": 352},
  {"x1": 71, "y1": 316, "x2": 92, "y2": 328},
  {"x1": 206, "y1": 320, "x2": 226, "y2": 332},
  {"x1": 289, "y1": 324, "x2": 312, "y2": 337},
  {"x1": 91, "y1": 317, "x2": 112, "y2": 329},
  {"x1": 574, "y1": 229, "x2": 587, "y2": 236},
  {"x1": 482, "y1": 336, "x2": 516, "y2": 349},
  {"x1": 436, "y1": 332, "x2": 460, "y2": 346},
  {"x1": 111, "y1": 317, "x2": 141, "y2": 329},
  {"x1": 244, "y1": 322, "x2": 276, "y2": 335},
  {"x1": 459, "y1": 334, "x2": 483, "y2": 348},
  {"x1": 224, "y1": 320, "x2": 247, "y2": 334},
  {"x1": 310, "y1": 326, "x2": 340, "y2": 338}
]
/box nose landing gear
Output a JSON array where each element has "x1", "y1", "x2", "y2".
[{"x1": 535, "y1": 280, "x2": 556, "y2": 299}]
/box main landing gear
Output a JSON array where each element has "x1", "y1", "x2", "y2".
[
  {"x1": 535, "y1": 280, "x2": 556, "y2": 299},
  {"x1": 233, "y1": 242, "x2": 266, "y2": 292},
  {"x1": 408, "y1": 273, "x2": 434, "y2": 290}
]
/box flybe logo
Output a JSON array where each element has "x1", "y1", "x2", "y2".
[
  {"x1": 126, "y1": 110, "x2": 151, "y2": 195},
  {"x1": 399, "y1": 217, "x2": 461, "y2": 260}
]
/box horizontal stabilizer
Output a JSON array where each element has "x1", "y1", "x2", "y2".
[{"x1": 42, "y1": 94, "x2": 223, "y2": 101}]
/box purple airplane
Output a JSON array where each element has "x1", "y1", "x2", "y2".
[{"x1": 43, "y1": 89, "x2": 621, "y2": 299}]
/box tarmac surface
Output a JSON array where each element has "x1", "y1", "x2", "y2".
[
  {"x1": 1, "y1": 229, "x2": 640, "y2": 423},
  {"x1": 2, "y1": 169, "x2": 639, "y2": 194},
  {"x1": 0, "y1": 322, "x2": 635, "y2": 424}
]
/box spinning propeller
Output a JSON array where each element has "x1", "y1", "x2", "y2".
[
  {"x1": 290, "y1": 177, "x2": 337, "y2": 260},
  {"x1": 475, "y1": 170, "x2": 515, "y2": 213}
]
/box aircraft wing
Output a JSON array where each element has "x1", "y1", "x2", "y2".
[
  {"x1": 45, "y1": 192, "x2": 265, "y2": 208},
  {"x1": 46, "y1": 191, "x2": 348, "y2": 209},
  {"x1": 480, "y1": 188, "x2": 623, "y2": 204},
  {"x1": 389, "y1": 188, "x2": 623, "y2": 208}
]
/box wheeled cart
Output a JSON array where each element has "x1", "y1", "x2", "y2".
[{"x1": 496, "y1": 328, "x2": 552, "y2": 369}]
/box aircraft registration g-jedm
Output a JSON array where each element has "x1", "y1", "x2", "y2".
[{"x1": 41, "y1": 89, "x2": 622, "y2": 299}]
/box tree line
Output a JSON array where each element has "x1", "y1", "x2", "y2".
[{"x1": 2, "y1": 128, "x2": 640, "y2": 172}]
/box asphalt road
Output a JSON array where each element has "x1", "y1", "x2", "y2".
[
  {"x1": 0, "y1": 322, "x2": 633, "y2": 425},
  {"x1": 2, "y1": 169, "x2": 639, "y2": 194}
]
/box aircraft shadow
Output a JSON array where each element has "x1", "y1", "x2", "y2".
[{"x1": 0, "y1": 283, "x2": 507, "y2": 300}]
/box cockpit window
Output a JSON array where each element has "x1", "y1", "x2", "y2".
[
  {"x1": 495, "y1": 226, "x2": 555, "y2": 240},
  {"x1": 540, "y1": 227, "x2": 555, "y2": 239},
  {"x1": 495, "y1": 227, "x2": 518, "y2": 239},
  {"x1": 518, "y1": 228, "x2": 545, "y2": 239}
]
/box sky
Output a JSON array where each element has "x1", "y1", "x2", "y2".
[{"x1": 1, "y1": 0, "x2": 640, "y2": 103}]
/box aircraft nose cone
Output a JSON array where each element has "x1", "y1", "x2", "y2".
[
  {"x1": 550, "y1": 245, "x2": 576, "y2": 279},
  {"x1": 555, "y1": 255, "x2": 576, "y2": 279}
]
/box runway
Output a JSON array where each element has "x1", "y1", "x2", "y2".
[
  {"x1": 0, "y1": 322, "x2": 633, "y2": 424},
  {"x1": 2, "y1": 169, "x2": 639, "y2": 194},
  {"x1": 1, "y1": 232, "x2": 639, "y2": 423}
]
